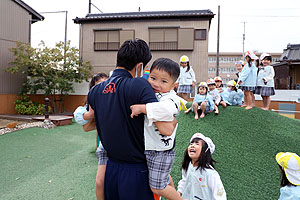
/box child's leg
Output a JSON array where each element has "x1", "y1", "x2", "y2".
[
  {"x1": 199, "y1": 102, "x2": 206, "y2": 118},
  {"x1": 220, "y1": 101, "x2": 227, "y2": 108},
  {"x1": 214, "y1": 104, "x2": 219, "y2": 114},
  {"x1": 244, "y1": 91, "x2": 253, "y2": 110},
  {"x1": 168, "y1": 174, "x2": 175, "y2": 188},
  {"x1": 192, "y1": 102, "x2": 199, "y2": 119},
  {"x1": 95, "y1": 165, "x2": 106, "y2": 200},
  {"x1": 182, "y1": 93, "x2": 188, "y2": 101},
  {"x1": 184, "y1": 107, "x2": 191, "y2": 114},
  {"x1": 242, "y1": 91, "x2": 248, "y2": 107},
  {"x1": 261, "y1": 96, "x2": 271, "y2": 110},
  {"x1": 251, "y1": 92, "x2": 256, "y2": 107},
  {"x1": 146, "y1": 150, "x2": 181, "y2": 200},
  {"x1": 152, "y1": 185, "x2": 181, "y2": 200}
]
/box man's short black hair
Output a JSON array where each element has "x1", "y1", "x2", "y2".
[
  {"x1": 150, "y1": 58, "x2": 180, "y2": 82},
  {"x1": 117, "y1": 39, "x2": 152, "y2": 71}
]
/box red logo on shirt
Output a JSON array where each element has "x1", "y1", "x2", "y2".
[
  {"x1": 103, "y1": 82, "x2": 116, "y2": 94},
  {"x1": 199, "y1": 178, "x2": 202, "y2": 181}
]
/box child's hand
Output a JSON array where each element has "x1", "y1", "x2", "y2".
[{"x1": 130, "y1": 104, "x2": 146, "y2": 118}]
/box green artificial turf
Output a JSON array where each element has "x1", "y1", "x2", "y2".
[
  {"x1": 0, "y1": 122, "x2": 98, "y2": 200},
  {"x1": 0, "y1": 107, "x2": 300, "y2": 200},
  {"x1": 171, "y1": 106, "x2": 300, "y2": 200}
]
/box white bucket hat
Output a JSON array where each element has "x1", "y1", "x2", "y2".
[
  {"x1": 190, "y1": 133, "x2": 215, "y2": 154},
  {"x1": 260, "y1": 53, "x2": 271, "y2": 61},
  {"x1": 276, "y1": 152, "x2": 300, "y2": 185},
  {"x1": 245, "y1": 51, "x2": 258, "y2": 60}
]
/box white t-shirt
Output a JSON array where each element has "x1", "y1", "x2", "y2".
[
  {"x1": 144, "y1": 90, "x2": 180, "y2": 151},
  {"x1": 178, "y1": 162, "x2": 227, "y2": 200}
]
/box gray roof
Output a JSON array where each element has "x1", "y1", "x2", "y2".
[
  {"x1": 14, "y1": 0, "x2": 44, "y2": 23},
  {"x1": 279, "y1": 44, "x2": 300, "y2": 62},
  {"x1": 74, "y1": 10, "x2": 214, "y2": 24}
]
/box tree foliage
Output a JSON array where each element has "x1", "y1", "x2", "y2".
[{"x1": 6, "y1": 41, "x2": 93, "y2": 112}]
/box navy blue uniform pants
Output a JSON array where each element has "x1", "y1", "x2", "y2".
[{"x1": 104, "y1": 159, "x2": 154, "y2": 200}]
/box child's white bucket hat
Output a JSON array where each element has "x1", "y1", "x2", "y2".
[
  {"x1": 190, "y1": 133, "x2": 215, "y2": 154},
  {"x1": 276, "y1": 152, "x2": 300, "y2": 185}
]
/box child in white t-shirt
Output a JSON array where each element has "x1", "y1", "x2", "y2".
[
  {"x1": 177, "y1": 133, "x2": 226, "y2": 200},
  {"x1": 131, "y1": 58, "x2": 182, "y2": 200}
]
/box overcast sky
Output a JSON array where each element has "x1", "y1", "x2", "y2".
[{"x1": 24, "y1": 0, "x2": 300, "y2": 53}]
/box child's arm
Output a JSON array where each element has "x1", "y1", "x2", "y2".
[
  {"x1": 154, "y1": 117, "x2": 177, "y2": 136},
  {"x1": 130, "y1": 100, "x2": 178, "y2": 123},
  {"x1": 207, "y1": 95, "x2": 215, "y2": 111},
  {"x1": 215, "y1": 92, "x2": 221, "y2": 105},
  {"x1": 177, "y1": 169, "x2": 187, "y2": 196},
  {"x1": 207, "y1": 173, "x2": 226, "y2": 199},
  {"x1": 263, "y1": 66, "x2": 275, "y2": 82},
  {"x1": 130, "y1": 104, "x2": 146, "y2": 118},
  {"x1": 237, "y1": 65, "x2": 250, "y2": 85},
  {"x1": 83, "y1": 105, "x2": 95, "y2": 120}
]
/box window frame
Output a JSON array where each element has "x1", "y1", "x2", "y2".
[{"x1": 194, "y1": 29, "x2": 207, "y2": 40}]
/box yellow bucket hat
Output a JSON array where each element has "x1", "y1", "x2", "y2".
[{"x1": 276, "y1": 152, "x2": 300, "y2": 185}]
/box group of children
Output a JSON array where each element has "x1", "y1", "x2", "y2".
[
  {"x1": 179, "y1": 51, "x2": 276, "y2": 120},
  {"x1": 73, "y1": 53, "x2": 298, "y2": 200},
  {"x1": 236, "y1": 51, "x2": 275, "y2": 110},
  {"x1": 184, "y1": 76, "x2": 244, "y2": 119}
]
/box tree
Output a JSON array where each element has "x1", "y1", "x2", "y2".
[{"x1": 6, "y1": 41, "x2": 93, "y2": 113}]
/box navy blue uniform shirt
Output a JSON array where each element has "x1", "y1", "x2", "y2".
[{"x1": 88, "y1": 69, "x2": 158, "y2": 163}]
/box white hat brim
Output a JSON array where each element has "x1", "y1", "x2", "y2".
[{"x1": 284, "y1": 168, "x2": 300, "y2": 185}]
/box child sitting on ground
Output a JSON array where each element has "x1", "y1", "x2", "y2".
[
  {"x1": 220, "y1": 80, "x2": 244, "y2": 107},
  {"x1": 130, "y1": 58, "x2": 182, "y2": 200},
  {"x1": 177, "y1": 133, "x2": 226, "y2": 199},
  {"x1": 276, "y1": 152, "x2": 300, "y2": 199},
  {"x1": 214, "y1": 76, "x2": 224, "y2": 93},
  {"x1": 185, "y1": 82, "x2": 214, "y2": 119},
  {"x1": 207, "y1": 78, "x2": 221, "y2": 115}
]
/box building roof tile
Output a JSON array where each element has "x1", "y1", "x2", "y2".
[{"x1": 74, "y1": 10, "x2": 214, "y2": 24}]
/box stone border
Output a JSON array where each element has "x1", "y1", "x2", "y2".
[{"x1": 0, "y1": 120, "x2": 56, "y2": 136}]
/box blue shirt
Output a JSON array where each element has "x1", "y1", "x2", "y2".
[
  {"x1": 238, "y1": 62, "x2": 257, "y2": 87},
  {"x1": 88, "y1": 69, "x2": 158, "y2": 163},
  {"x1": 193, "y1": 94, "x2": 215, "y2": 111},
  {"x1": 280, "y1": 185, "x2": 300, "y2": 200}
]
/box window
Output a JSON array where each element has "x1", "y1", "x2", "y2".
[
  {"x1": 149, "y1": 27, "x2": 194, "y2": 51},
  {"x1": 94, "y1": 29, "x2": 134, "y2": 51},
  {"x1": 149, "y1": 28, "x2": 178, "y2": 50},
  {"x1": 195, "y1": 29, "x2": 206, "y2": 40}
]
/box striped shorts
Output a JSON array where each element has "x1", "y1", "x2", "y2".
[
  {"x1": 96, "y1": 142, "x2": 108, "y2": 165},
  {"x1": 145, "y1": 149, "x2": 175, "y2": 190}
]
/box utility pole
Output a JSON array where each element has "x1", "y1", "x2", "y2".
[
  {"x1": 242, "y1": 22, "x2": 245, "y2": 61},
  {"x1": 89, "y1": 0, "x2": 92, "y2": 13},
  {"x1": 216, "y1": 5, "x2": 220, "y2": 76}
]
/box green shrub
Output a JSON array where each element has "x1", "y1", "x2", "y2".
[{"x1": 15, "y1": 95, "x2": 51, "y2": 115}]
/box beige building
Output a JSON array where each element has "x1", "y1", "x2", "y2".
[
  {"x1": 208, "y1": 52, "x2": 281, "y2": 84},
  {"x1": 74, "y1": 10, "x2": 215, "y2": 82},
  {"x1": 0, "y1": 0, "x2": 43, "y2": 114}
]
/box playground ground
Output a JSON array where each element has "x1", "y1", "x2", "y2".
[{"x1": 1, "y1": 106, "x2": 300, "y2": 200}]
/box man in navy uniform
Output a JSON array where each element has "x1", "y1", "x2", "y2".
[{"x1": 88, "y1": 39, "x2": 176, "y2": 200}]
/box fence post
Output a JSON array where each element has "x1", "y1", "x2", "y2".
[{"x1": 45, "y1": 98, "x2": 49, "y2": 119}]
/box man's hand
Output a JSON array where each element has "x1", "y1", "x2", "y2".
[{"x1": 130, "y1": 104, "x2": 146, "y2": 118}]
